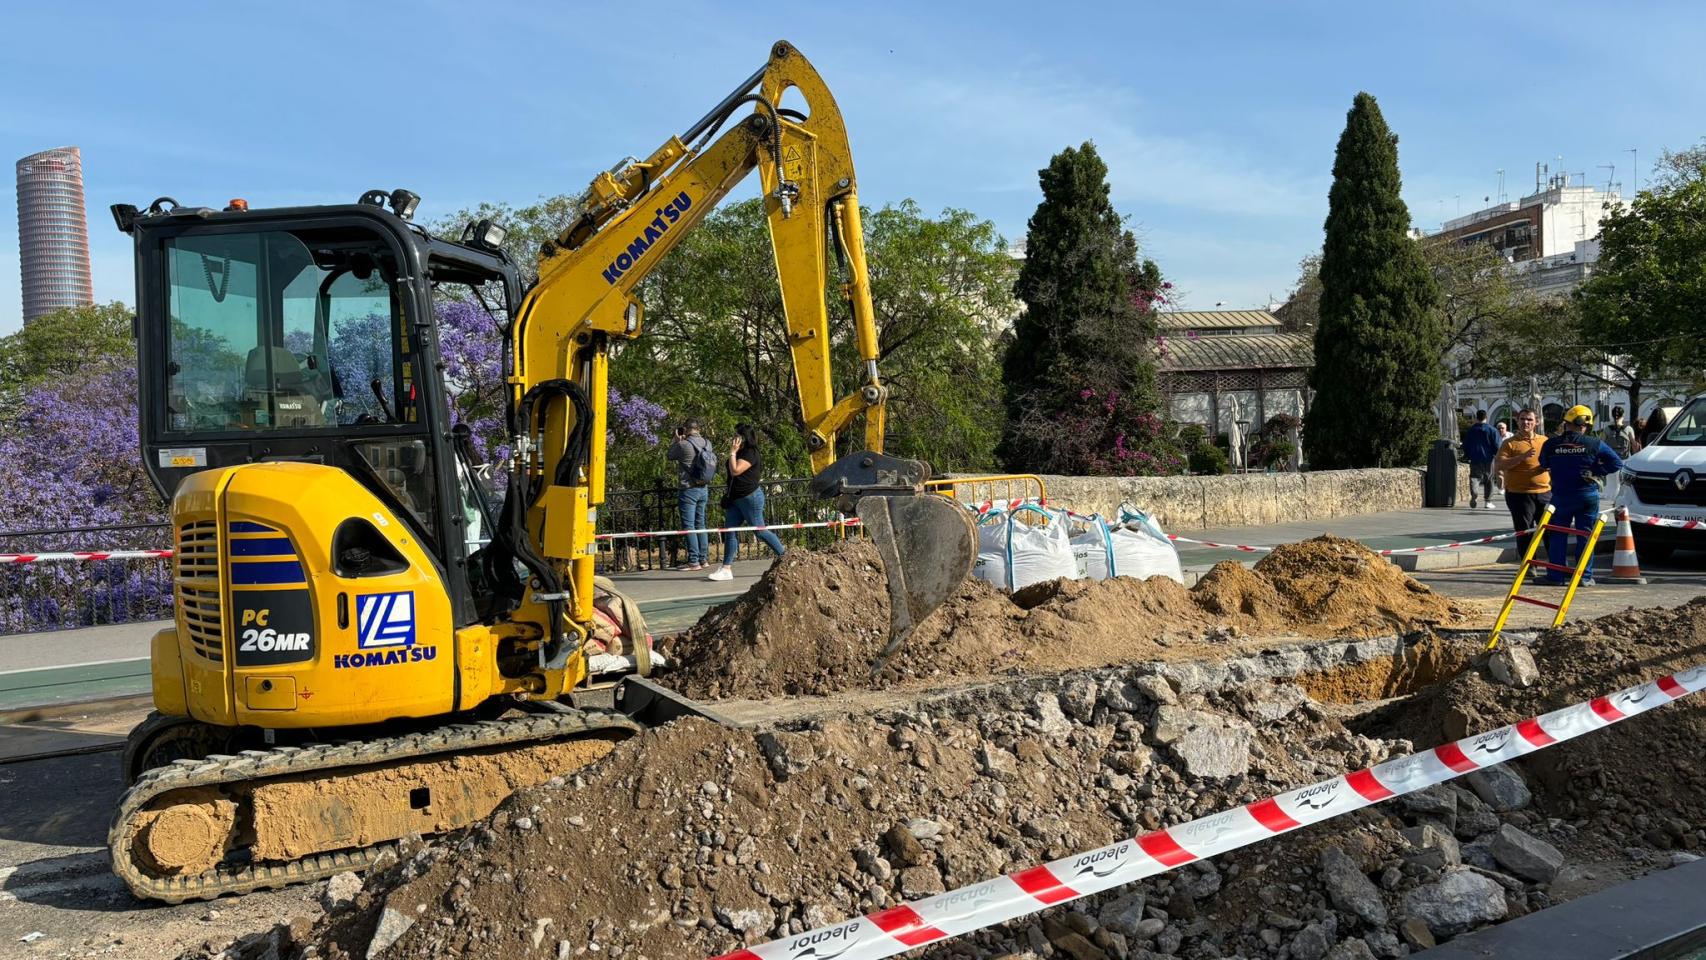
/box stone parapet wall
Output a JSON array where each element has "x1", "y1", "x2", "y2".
[{"x1": 958, "y1": 467, "x2": 1470, "y2": 531}]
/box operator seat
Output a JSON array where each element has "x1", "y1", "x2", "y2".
[{"x1": 244, "y1": 346, "x2": 327, "y2": 428}]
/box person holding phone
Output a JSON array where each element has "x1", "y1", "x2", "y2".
[{"x1": 705, "y1": 423, "x2": 785, "y2": 581}]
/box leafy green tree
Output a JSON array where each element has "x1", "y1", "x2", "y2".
[
  {"x1": 0, "y1": 301, "x2": 134, "y2": 398},
  {"x1": 861, "y1": 202, "x2": 1013, "y2": 473},
  {"x1": 999, "y1": 142, "x2": 1181, "y2": 476},
  {"x1": 1574, "y1": 160, "x2": 1706, "y2": 414},
  {"x1": 431, "y1": 194, "x2": 1013, "y2": 483},
  {"x1": 1304, "y1": 93, "x2": 1443, "y2": 468},
  {"x1": 1422, "y1": 236, "x2": 1521, "y2": 379},
  {"x1": 612, "y1": 197, "x2": 1013, "y2": 480},
  {"x1": 1651, "y1": 138, "x2": 1706, "y2": 193}
]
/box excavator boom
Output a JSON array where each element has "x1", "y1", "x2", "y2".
[{"x1": 502, "y1": 40, "x2": 974, "y2": 665}]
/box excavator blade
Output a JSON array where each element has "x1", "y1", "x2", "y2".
[{"x1": 857, "y1": 493, "x2": 977, "y2": 664}]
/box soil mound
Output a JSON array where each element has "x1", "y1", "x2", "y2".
[
  {"x1": 667, "y1": 535, "x2": 1468, "y2": 700},
  {"x1": 1255, "y1": 535, "x2": 1453, "y2": 631},
  {"x1": 250, "y1": 612, "x2": 1706, "y2": 960}
]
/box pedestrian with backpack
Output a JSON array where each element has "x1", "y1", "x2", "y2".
[
  {"x1": 665, "y1": 418, "x2": 718, "y2": 571},
  {"x1": 706, "y1": 423, "x2": 786, "y2": 581}
]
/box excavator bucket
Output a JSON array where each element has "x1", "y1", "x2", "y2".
[{"x1": 857, "y1": 493, "x2": 978, "y2": 664}]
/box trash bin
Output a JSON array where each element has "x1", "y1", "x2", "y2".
[{"x1": 1425, "y1": 439, "x2": 1458, "y2": 508}]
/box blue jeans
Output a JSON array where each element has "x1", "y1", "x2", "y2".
[
  {"x1": 677, "y1": 485, "x2": 708, "y2": 564},
  {"x1": 1545, "y1": 492, "x2": 1600, "y2": 583},
  {"x1": 722, "y1": 487, "x2": 786, "y2": 564}
]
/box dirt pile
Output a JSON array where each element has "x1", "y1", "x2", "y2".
[
  {"x1": 667, "y1": 536, "x2": 1468, "y2": 700},
  {"x1": 196, "y1": 600, "x2": 1706, "y2": 960}
]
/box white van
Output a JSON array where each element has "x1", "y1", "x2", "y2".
[{"x1": 1615, "y1": 393, "x2": 1706, "y2": 560}]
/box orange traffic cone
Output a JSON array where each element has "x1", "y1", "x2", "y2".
[{"x1": 1600, "y1": 506, "x2": 1647, "y2": 584}]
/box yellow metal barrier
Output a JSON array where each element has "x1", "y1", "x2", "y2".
[
  {"x1": 925, "y1": 474, "x2": 1047, "y2": 512},
  {"x1": 1485, "y1": 504, "x2": 1606, "y2": 651}
]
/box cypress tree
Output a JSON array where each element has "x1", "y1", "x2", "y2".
[
  {"x1": 1304, "y1": 93, "x2": 1443, "y2": 468},
  {"x1": 999, "y1": 143, "x2": 1180, "y2": 475}
]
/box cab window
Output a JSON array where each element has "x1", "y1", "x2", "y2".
[{"x1": 164, "y1": 228, "x2": 417, "y2": 432}]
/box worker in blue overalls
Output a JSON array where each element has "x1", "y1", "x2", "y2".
[{"x1": 1538, "y1": 405, "x2": 1623, "y2": 585}]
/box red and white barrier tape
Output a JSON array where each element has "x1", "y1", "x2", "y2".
[
  {"x1": 594, "y1": 519, "x2": 858, "y2": 541},
  {"x1": 709, "y1": 660, "x2": 1706, "y2": 960},
  {"x1": 1627, "y1": 512, "x2": 1706, "y2": 531},
  {"x1": 0, "y1": 549, "x2": 174, "y2": 565},
  {"x1": 1162, "y1": 528, "x2": 1533, "y2": 555}
]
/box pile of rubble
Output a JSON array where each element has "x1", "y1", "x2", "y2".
[
  {"x1": 199, "y1": 599, "x2": 1705, "y2": 960},
  {"x1": 667, "y1": 535, "x2": 1470, "y2": 700}
]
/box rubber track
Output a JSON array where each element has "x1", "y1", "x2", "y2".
[{"x1": 108, "y1": 709, "x2": 641, "y2": 903}]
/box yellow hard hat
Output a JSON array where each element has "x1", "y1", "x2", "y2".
[{"x1": 1564, "y1": 404, "x2": 1594, "y2": 427}]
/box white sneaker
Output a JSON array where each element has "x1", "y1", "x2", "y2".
[{"x1": 706, "y1": 566, "x2": 734, "y2": 582}]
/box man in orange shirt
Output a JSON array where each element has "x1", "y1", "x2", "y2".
[{"x1": 1494, "y1": 408, "x2": 1551, "y2": 563}]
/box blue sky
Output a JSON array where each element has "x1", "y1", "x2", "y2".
[{"x1": 2, "y1": 0, "x2": 1702, "y2": 333}]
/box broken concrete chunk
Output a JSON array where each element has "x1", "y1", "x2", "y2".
[
  {"x1": 1400, "y1": 869, "x2": 1507, "y2": 937},
  {"x1": 1489, "y1": 823, "x2": 1565, "y2": 882},
  {"x1": 1320, "y1": 845, "x2": 1389, "y2": 926},
  {"x1": 757, "y1": 730, "x2": 817, "y2": 781},
  {"x1": 320, "y1": 871, "x2": 362, "y2": 913},
  {"x1": 1133, "y1": 673, "x2": 1179, "y2": 705},
  {"x1": 1465, "y1": 764, "x2": 1532, "y2": 812},
  {"x1": 1401, "y1": 823, "x2": 1462, "y2": 871},
  {"x1": 1488, "y1": 646, "x2": 1539, "y2": 688},
  {"x1": 366, "y1": 908, "x2": 415, "y2": 959}
]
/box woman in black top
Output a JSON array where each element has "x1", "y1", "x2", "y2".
[
  {"x1": 1641, "y1": 408, "x2": 1669, "y2": 447},
  {"x1": 705, "y1": 423, "x2": 786, "y2": 580}
]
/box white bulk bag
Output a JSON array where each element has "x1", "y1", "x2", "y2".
[
  {"x1": 972, "y1": 504, "x2": 1081, "y2": 591},
  {"x1": 1070, "y1": 505, "x2": 1184, "y2": 583}
]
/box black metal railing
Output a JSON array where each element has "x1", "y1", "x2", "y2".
[
  {"x1": 0, "y1": 476, "x2": 839, "y2": 633},
  {"x1": 598, "y1": 477, "x2": 848, "y2": 571},
  {"x1": 0, "y1": 522, "x2": 174, "y2": 635}
]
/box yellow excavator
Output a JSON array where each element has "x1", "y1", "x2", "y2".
[{"x1": 107, "y1": 41, "x2": 976, "y2": 902}]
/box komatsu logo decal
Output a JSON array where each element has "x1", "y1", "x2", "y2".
[
  {"x1": 334, "y1": 646, "x2": 437, "y2": 669},
  {"x1": 600, "y1": 191, "x2": 693, "y2": 284},
  {"x1": 356, "y1": 591, "x2": 415, "y2": 648}
]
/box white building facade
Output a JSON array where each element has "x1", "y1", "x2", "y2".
[{"x1": 1439, "y1": 175, "x2": 1689, "y2": 431}]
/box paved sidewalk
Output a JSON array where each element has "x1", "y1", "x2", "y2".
[{"x1": 1173, "y1": 505, "x2": 1519, "y2": 571}]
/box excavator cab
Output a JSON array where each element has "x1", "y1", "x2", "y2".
[{"x1": 120, "y1": 199, "x2": 514, "y2": 631}]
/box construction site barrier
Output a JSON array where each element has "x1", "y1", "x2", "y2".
[
  {"x1": 1, "y1": 508, "x2": 1693, "y2": 565},
  {"x1": 927, "y1": 474, "x2": 1049, "y2": 515},
  {"x1": 1629, "y1": 512, "x2": 1706, "y2": 530},
  {"x1": 0, "y1": 549, "x2": 174, "y2": 564},
  {"x1": 708, "y1": 660, "x2": 1706, "y2": 960}
]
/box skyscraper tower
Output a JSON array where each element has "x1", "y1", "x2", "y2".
[{"x1": 16, "y1": 146, "x2": 94, "y2": 323}]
